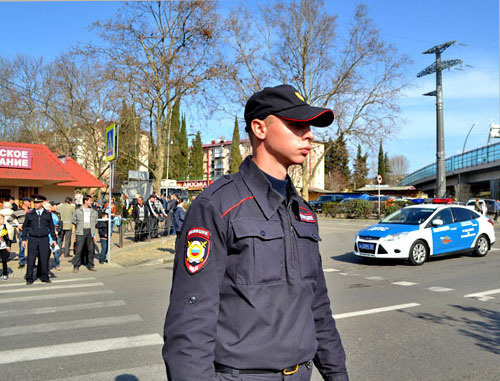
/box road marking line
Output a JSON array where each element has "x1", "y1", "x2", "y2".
[
  {"x1": 0, "y1": 277, "x2": 96, "y2": 288},
  {"x1": 333, "y1": 303, "x2": 420, "y2": 320},
  {"x1": 0, "y1": 300, "x2": 126, "y2": 318},
  {"x1": 0, "y1": 314, "x2": 143, "y2": 337},
  {"x1": 464, "y1": 288, "x2": 500, "y2": 301},
  {"x1": 392, "y1": 281, "x2": 418, "y2": 286},
  {"x1": 366, "y1": 276, "x2": 385, "y2": 281},
  {"x1": 0, "y1": 282, "x2": 104, "y2": 294},
  {"x1": 0, "y1": 290, "x2": 114, "y2": 304},
  {"x1": 428, "y1": 286, "x2": 454, "y2": 292},
  {"x1": 0, "y1": 333, "x2": 163, "y2": 365},
  {"x1": 323, "y1": 268, "x2": 340, "y2": 272},
  {"x1": 50, "y1": 364, "x2": 165, "y2": 381}
]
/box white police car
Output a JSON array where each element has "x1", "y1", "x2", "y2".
[{"x1": 354, "y1": 201, "x2": 496, "y2": 265}]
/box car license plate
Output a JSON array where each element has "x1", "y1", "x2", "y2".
[{"x1": 359, "y1": 242, "x2": 375, "y2": 250}]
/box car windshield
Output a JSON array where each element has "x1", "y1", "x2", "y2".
[
  {"x1": 317, "y1": 195, "x2": 333, "y2": 201},
  {"x1": 381, "y1": 207, "x2": 435, "y2": 225}
]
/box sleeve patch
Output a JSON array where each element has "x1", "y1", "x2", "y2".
[{"x1": 185, "y1": 227, "x2": 211, "y2": 274}]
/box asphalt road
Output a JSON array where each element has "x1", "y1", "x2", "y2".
[{"x1": 0, "y1": 218, "x2": 498, "y2": 380}]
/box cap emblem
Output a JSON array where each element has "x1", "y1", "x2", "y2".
[{"x1": 295, "y1": 91, "x2": 305, "y2": 102}]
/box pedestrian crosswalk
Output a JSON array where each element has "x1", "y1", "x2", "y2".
[{"x1": 0, "y1": 276, "x2": 165, "y2": 380}]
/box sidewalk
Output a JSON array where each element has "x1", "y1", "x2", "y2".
[{"x1": 5, "y1": 235, "x2": 176, "y2": 281}]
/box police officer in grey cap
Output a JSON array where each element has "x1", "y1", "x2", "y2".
[{"x1": 163, "y1": 84, "x2": 348, "y2": 380}]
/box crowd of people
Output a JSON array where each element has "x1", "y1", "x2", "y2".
[
  {"x1": 0, "y1": 191, "x2": 187, "y2": 283},
  {"x1": 129, "y1": 192, "x2": 186, "y2": 242}
]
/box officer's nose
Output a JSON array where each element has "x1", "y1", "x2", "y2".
[{"x1": 303, "y1": 127, "x2": 314, "y2": 141}]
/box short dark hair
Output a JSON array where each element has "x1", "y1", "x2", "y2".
[
  {"x1": 65, "y1": 197, "x2": 73, "y2": 203},
  {"x1": 83, "y1": 195, "x2": 92, "y2": 203}
]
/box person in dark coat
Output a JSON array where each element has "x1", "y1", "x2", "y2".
[
  {"x1": 21, "y1": 195, "x2": 56, "y2": 284},
  {"x1": 132, "y1": 196, "x2": 149, "y2": 242},
  {"x1": 96, "y1": 210, "x2": 109, "y2": 264},
  {"x1": 171, "y1": 198, "x2": 186, "y2": 239},
  {"x1": 163, "y1": 84, "x2": 348, "y2": 380}
]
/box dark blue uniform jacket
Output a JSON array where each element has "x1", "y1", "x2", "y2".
[
  {"x1": 21, "y1": 209, "x2": 56, "y2": 240},
  {"x1": 163, "y1": 156, "x2": 348, "y2": 381}
]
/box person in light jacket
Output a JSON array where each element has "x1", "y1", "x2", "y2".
[{"x1": 72, "y1": 195, "x2": 98, "y2": 273}]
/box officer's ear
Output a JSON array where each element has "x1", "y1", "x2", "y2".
[{"x1": 250, "y1": 118, "x2": 267, "y2": 141}]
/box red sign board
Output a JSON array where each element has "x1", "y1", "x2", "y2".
[
  {"x1": 0, "y1": 147, "x2": 32, "y2": 169},
  {"x1": 177, "y1": 179, "x2": 214, "y2": 189}
]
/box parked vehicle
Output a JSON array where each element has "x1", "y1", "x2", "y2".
[
  {"x1": 354, "y1": 201, "x2": 496, "y2": 265},
  {"x1": 309, "y1": 194, "x2": 344, "y2": 213},
  {"x1": 466, "y1": 199, "x2": 495, "y2": 214}
]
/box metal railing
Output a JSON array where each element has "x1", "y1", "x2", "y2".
[{"x1": 401, "y1": 142, "x2": 500, "y2": 186}]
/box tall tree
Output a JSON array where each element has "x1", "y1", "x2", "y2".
[
  {"x1": 230, "y1": 116, "x2": 242, "y2": 174},
  {"x1": 116, "y1": 100, "x2": 142, "y2": 182},
  {"x1": 389, "y1": 154, "x2": 409, "y2": 183},
  {"x1": 325, "y1": 135, "x2": 350, "y2": 179},
  {"x1": 220, "y1": 0, "x2": 410, "y2": 199},
  {"x1": 189, "y1": 131, "x2": 204, "y2": 179},
  {"x1": 177, "y1": 114, "x2": 189, "y2": 179},
  {"x1": 352, "y1": 144, "x2": 369, "y2": 189},
  {"x1": 88, "y1": 1, "x2": 223, "y2": 190},
  {"x1": 166, "y1": 97, "x2": 181, "y2": 179},
  {"x1": 377, "y1": 141, "x2": 385, "y2": 181}
]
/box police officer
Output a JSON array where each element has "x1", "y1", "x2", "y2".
[
  {"x1": 163, "y1": 84, "x2": 348, "y2": 380},
  {"x1": 22, "y1": 195, "x2": 56, "y2": 285}
]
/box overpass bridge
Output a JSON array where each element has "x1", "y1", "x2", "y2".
[{"x1": 400, "y1": 141, "x2": 500, "y2": 201}]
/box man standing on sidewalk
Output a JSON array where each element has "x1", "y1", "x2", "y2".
[
  {"x1": 72, "y1": 195, "x2": 98, "y2": 273},
  {"x1": 58, "y1": 197, "x2": 75, "y2": 258},
  {"x1": 22, "y1": 195, "x2": 56, "y2": 284}
]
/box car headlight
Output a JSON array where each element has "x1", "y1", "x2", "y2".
[{"x1": 381, "y1": 232, "x2": 409, "y2": 241}]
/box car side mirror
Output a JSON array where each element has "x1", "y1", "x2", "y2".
[{"x1": 432, "y1": 219, "x2": 444, "y2": 226}]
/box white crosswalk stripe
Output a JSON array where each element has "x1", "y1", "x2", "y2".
[
  {"x1": 0, "y1": 334, "x2": 163, "y2": 365},
  {"x1": 0, "y1": 289, "x2": 114, "y2": 304},
  {"x1": 464, "y1": 288, "x2": 500, "y2": 301},
  {"x1": 0, "y1": 275, "x2": 163, "y2": 379},
  {"x1": 0, "y1": 277, "x2": 97, "y2": 288},
  {"x1": 0, "y1": 300, "x2": 126, "y2": 317},
  {"x1": 0, "y1": 282, "x2": 104, "y2": 294},
  {"x1": 0, "y1": 314, "x2": 143, "y2": 337}
]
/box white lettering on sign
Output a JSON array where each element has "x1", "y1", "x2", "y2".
[{"x1": 0, "y1": 147, "x2": 32, "y2": 169}]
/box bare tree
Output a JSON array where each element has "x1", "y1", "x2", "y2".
[
  {"x1": 389, "y1": 154, "x2": 409, "y2": 184},
  {"x1": 220, "y1": 0, "x2": 411, "y2": 199},
  {"x1": 85, "y1": 0, "x2": 223, "y2": 190}
]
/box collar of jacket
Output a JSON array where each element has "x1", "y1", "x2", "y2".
[{"x1": 239, "y1": 156, "x2": 301, "y2": 219}]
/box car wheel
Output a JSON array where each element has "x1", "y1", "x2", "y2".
[
  {"x1": 408, "y1": 240, "x2": 428, "y2": 266},
  {"x1": 472, "y1": 234, "x2": 489, "y2": 257}
]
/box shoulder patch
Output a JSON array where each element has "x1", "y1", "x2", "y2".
[
  {"x1": 185, "y1": 227, "x2": 211, "y2": 274},
  {"x1": 299, "y1": 206, "x2": 316, "y2": 223}
]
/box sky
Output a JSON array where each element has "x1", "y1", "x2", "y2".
[{"x1": 0, "y1": 0, "x2": 498, "y2": 175}]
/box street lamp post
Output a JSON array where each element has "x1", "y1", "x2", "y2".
[{"x1": 458, "y1": 121, "x2": 479, "y2": 202}]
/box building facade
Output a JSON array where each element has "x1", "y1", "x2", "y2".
[{"x1": 201, "y1": 139, "x2": 325, "y2": 191}]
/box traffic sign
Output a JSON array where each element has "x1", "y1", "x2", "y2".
[
  {"x1": 377, "y1": 174, "x2": 383, "y2": 184},
  {"x1": 105, "y1": 123, "x2": 118, "y2": 162}
]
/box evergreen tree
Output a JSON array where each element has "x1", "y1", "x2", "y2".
[
  {"x1": 377, "y1": 141, "x2": 385, "y2": 181},
  {"x1": 352, "y1": 144, "x2": 369, "y2": 189},
  {"x1": 384, "y1": 152, "x2": 391, "y2": 184},
  {"x1": 177, "y1": 114, "x2": 189, "y2": 179},
  {"x1": 166, "y1": 97, "x2": 181, "y2": 179},
  {"x1": 189, "y1": 131, "x2": 204, "y2": 179},
  {"x1": 116, "y1": 100, "x2": 141, "y2": 182},
  {"x1": 325, "y1": 135, "x2": 350, "y2": 179},
  {"x1": 230, "y1": 116, "x2": 242, "y2": 174}
]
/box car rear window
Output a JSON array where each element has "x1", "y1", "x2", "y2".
[{"x1": 452, "y1": 207, "x2": 480, "y2": 222}]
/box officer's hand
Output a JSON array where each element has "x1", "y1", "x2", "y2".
[
  {"x1": 50, "y1": 241, "x2": 56, "y2": 247},
  {"x1": 6, "y1": 247, "x2": 10, "y2": 252},
  {"x1": 22, "y1": 241, "x2": 27, "y2": 249}
]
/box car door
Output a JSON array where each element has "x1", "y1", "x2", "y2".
[
  {"x1": 429, "y1": 208, "x2": 460, "y2": 255},
  {"x1": 451, "y1": 207, "x2": 480, "y2": 250}
]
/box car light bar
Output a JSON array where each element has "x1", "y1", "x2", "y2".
[{"x1": 432, "y1": 198, "x2": 453, "y2": 204}]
